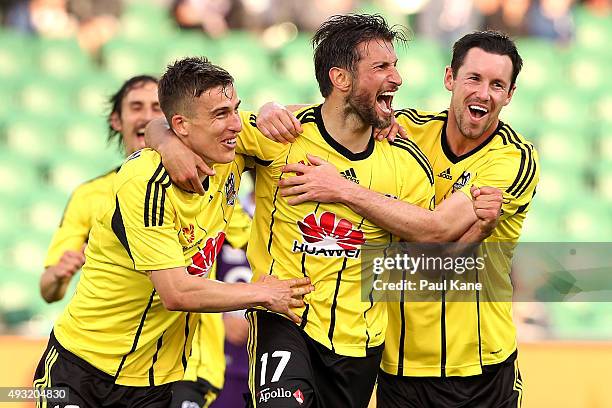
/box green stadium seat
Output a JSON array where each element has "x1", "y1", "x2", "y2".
[
  {"x1": 534, "y1": 124, "x2": 592, "y2": 167},
  {"x1": 74, "y1": 73, "x2": 121, "y2": 116},
  {"x1": 515, "y1": 38, "x2": 566, "y2": 97},
  {"x1": 562, "y1": 198, "x2": 612, "y2": 242},
  {"x1": 18, "y1": 76, "x2": 75, "y2": 116},
  {"x1": 276, "y1": 34, "x2": 315, "y2": 87},
  {"x1": 46, "y1": 154, "x2": 121, "y2": 196},
  {"x1": 574, "y1": 6, "x2": 612, "y2": 54},
  {"x1": 36, "y1": 37, "x2": 93, "y2": 80},
  {"x1": 102, "y1": 38, "x2": 165, "y2": 81},
  {"x1": 161, "y1": 32, "x2": 220, "y2": 67},
  {"x1": 22, "y1": 187, "x2": 71, "y2": 237},
  {"x1": 535, "y1": 161, "x2": 587, "y2": 206},
  {"x1": 0, "y1": 30, "x2": 35, "y2": 80},
  {"x1": 593, "y1": 162, "x2": 612, "y2": 204},
  {"x1": 119, "y1": 1, "x2": 175, "y2": 41},
  {"x1": 63, "y1": 115, "x2": 112, "y2": 157},
  {"x1": 215, "y1": 32, "x2": 272, "y2": 89},
  {"x1": 0, "y1": 150, "x2": 43, "y2": 198},
  {"x1": 395, "y1": 38, "x2": 445, "y2": 101},
  {"x1": 4, "y1": 114, "x2": 65, "y2": 163},
  {"x1": 520, "y1": 202, "x2": 564, "y2": 242}
]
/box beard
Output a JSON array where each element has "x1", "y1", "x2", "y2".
[{"x1": 346, "y1": 86, "x2": 392, "y2": 129}]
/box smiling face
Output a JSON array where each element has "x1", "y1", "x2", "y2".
[
  {"x1": 445, "y1": 47, "x2": 515, "y2": 141},
  {"x1": 111, "y1": 81, "x2": 163, "y2": 155},
  {"x1": 173, "y1": 84, "x2": 242, "y2": 166},
  {"x1": 347, "y1": 39, "x2": 402, "y2": 129}
]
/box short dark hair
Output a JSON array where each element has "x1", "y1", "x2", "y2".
[
  {"x1": 107, "y1": 75, "x2": 159, "y2": 147},
  {"x1": 158, "y1": 56, "x2": 234, "y2": 126},
  {"x1": 312, "y1": 14, "x2": 408, "y2": 98},
  {"x1": 451, "y1": 31, "x2": 523, "y2": 89}
]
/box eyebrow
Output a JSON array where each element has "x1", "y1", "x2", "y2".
[{"x1": 211, "y1": 100, "x2": 241, "y2": 116}]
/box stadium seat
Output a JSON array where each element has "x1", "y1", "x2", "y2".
[
  {"x1": 215, "y1": 32, "x2": 272, "y2": 89},
  {"x1": 46, "y1": 154, "x2": 121, "y2": 196},
  {"x1": 395, "y1": 38, "x2": 445, "y2": 101},
  {"x1": 563, "y1": 198, "x2": 612, "y2": 242},
  {"x1": 74, "y1": 73, "x2": 121, "y2": 116},
  {"x1": 22, "y1": 187, "x2": 71, "y2": 236},
  {"x1": 18, "y1": 76, "x2": 75, "y2": 117},
  {"x1": 162, "y1": 32, "x2": 220, "y2": 66},
  {"x1": 0, "y1": 29, "x2": 35, "y2": 80},
  {"x1": 36, "y1": 37, "x2": 93, "y2": 80},
  {"x1": 4, "y1": 114, "x2": 66, "y2": 164},
  {"x1": 102, "y1": 38, "x2": 165, "y2": 81}
]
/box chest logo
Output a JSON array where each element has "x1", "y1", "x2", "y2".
[
  {"x1": 187, "y1": 231, "x2": 226, "y2": 278},
  {"x1": 340, "y1": 168, "x2": 359, "y2": 184},
  {"x1": 437, "y1": 167, "x2": 452, "y2": 180},
  {"x1": 293, "y1": 212, "x2": 365, "y2": 258}
]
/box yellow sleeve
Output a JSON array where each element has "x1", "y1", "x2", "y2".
[
  {"x1": 460, "y1": 145, "x2": 540, "y2": 221},
  {"x1": 226, "y1": 199, "x2": 252, "y2": 250},
  {"x1": 236, "y1": 111, "x2": 288, "y2": 163},
  {"x1": 44, "y1": 186, "x2": 91, "y2": 267},
  {"x1": 393, "y1": 139, "x2": 436, "y2": 211},
  {"x1": 115, "y1": 175, "x2": 184, "y2": 271}
]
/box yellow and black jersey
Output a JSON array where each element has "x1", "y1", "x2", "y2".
[
  {"x1": 382, "y1": 108, "x2": 540, "y2": 377},
  {"x1": 54, "y1": 148, "x2": 246, "y2": 387},
  {"x1": 44, "y1": 168, "x2": 118, "y2": 267},
  {"x1": 237, "y1": 105, "x2": 435, "y2": 357},
  {"x1": 184, "y1": 200, "x2": 252, "y2": 389}
]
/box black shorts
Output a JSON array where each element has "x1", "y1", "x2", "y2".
[
  {"x1": 170, "y1": 377, "x2": 221, "y2": 408},
  {"x1": 245, "y1": 310, "x2": 382, "y2": 408},
  {"x1": 33, "y1": 332, "x2": 172, "y2": 408},
  {"x1": 377, "y1": 353, "x2": 523, "y2": 408}
]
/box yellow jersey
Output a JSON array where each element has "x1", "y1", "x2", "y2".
[
  {"x1": 238, "y1": 105, "x2": 435, "y2": 357},
  {"x1": 382, "y1": 109, "x2": 539, "y2": 377},
  {"x1": 54, "y1": 148, "x2": 246, "y2": 386},
  {"x1": 44, "y1": 168, "x2": 118, "y2": 267},
  {"x1": 184, "y1": 200, "x2": 252, "y2": 390}
]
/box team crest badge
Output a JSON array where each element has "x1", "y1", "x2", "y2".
[
  {"x1": 225, "y1": 173, "x2": 236, "y2": 206},
  {"x1": 452, "y1": 171, "x2": 472, "y2": 192}
]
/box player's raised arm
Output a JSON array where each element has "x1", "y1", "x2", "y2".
[
  {"x1": 279, "y1": 154, "x2": 502, "y2": 242},
  {"x1": 150, "y1": 268, "x2": 313, "y2": 324},
  {"x1": 145, "y1": 117, "x2": 215, "y2": 195},
  {"x1": 257, "y1": 101, "x2": 407, "y2": 143}
]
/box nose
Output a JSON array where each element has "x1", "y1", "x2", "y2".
[
  {"x1": 229, "y1": 111, "x2": 242, "y2": 132},
  {"x1": 390, "y1": 65, "x2": 402, "y2": 87},
  {"x1": 476, "y1": 83, "x2": 490, "y2": 101}
]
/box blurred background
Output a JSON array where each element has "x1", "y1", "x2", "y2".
[{"x1": 0, "y1": 0, "x2": 610, "y2": 406}]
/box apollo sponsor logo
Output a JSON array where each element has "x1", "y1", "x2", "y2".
[
  {"x1": 292, "y1": 212, "x2": 365, "y2": 259},
  {"x1": 258, "y1": 387, "x2": 292, "y2": 403}
]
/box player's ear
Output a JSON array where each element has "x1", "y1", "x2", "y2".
[
  {"x1": 329, "y1": 67, "x2": 351, "y2": 93},
  {"x1": 171, "y1": 114, "x2": 189, "y2": 138},
  {"x1": 504, "y1": 84, "x2": 516, "y2": 106},
  {"x1": 443, "y1": 66, "x2": 454, "y2": 92},
  {"x1": 110, "y1": 112, "x2": 122, "y2": 132}
]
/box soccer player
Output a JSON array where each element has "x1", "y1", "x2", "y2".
[
  {"x1": 146, "y1": 16, "x2": 502, "y2": 408},
  {"x1": 33, "y1": 57, "x2": 312, "y2": 407},
  {"x1": 39, "y1": 74, "x2": 246, "y2": 408},
  {"x1": 40, "y1": 75, "x2": 163, "y2": 303},
  {"x1": 257, "y1": 31, "x2": 538, "y2": 407}
]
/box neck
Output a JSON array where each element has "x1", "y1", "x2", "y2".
[
  {"x1": 321, "y1": 97, "x2": 372, "y2": 154},
  {"x1": 445, "y1": 112, "x2": 499, "y2": 157}
]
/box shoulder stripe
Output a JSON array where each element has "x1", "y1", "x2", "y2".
[
  {"x1": 502, "y1": 126, "x2": 536, "y2": 197},
  {"x1": 295, "y1": 106, "x2": 317, "y2": 124},
  {"x1": 390, "y1": 139, "x2": 434, "y2": 184},
  {"x1": 115, "y1": 289, "x2": 156, "y2": 380},
  {"x1": 395, "y1": 108, "x2": 446, "y2": 125},
  {"x1": 144, "y1": 164, "x2": 171, "y2": 227}
]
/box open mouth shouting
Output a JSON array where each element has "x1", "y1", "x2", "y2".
[
  {"x1": 467, "y1": 104, "x2": 489, "y2": 122},
  {"x1": 376, "y1": 91, "x2": 395, "y2": 115}
]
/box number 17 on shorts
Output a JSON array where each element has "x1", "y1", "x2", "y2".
[{"x1": 247, "y1": 311, "x2": 315, "y2": 408}]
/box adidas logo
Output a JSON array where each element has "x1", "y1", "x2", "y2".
[
  {"x1": 437, "y1": 167, "x2": 452, "y2": 180},
  {"x1": 340, "y1": 168, "x2": 359, "y2": 184}
]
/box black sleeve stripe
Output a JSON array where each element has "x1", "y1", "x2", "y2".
[
  {"x1": 248, "y1": 113, "x2": 257, "y2": 128},
  {"x1": 514, "y1": 201, "x2": 530, "y2": 215},
  {"x1": 148, "y1": 333, "x2": 164, "y2": 386},
  {"x1": 390, "y1": 139, "x2": 435, "y2": 184},
  {"x1": 395, "y1": 109, "x2": 446, "y2": 124},
  {"x1": 111, "y1": 196, "x2": 134, "y2": 264},
  {"x1": 392, "y1": 137, "x2": 432, "y2": 172},
  {"x1": 144, "y1": 163, "x2": 164, "y2": 227},
  {"x1": 295, "y1": 106, "x2": 317, "y2": 123},
  {"x1": 502, "y1": 126, "x2": 537, "y2": 198},
  {"x1": 145, "y1": 165, "x2": 171, "y2": 227}
]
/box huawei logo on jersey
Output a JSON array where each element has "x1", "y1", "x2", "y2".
[
  {"x1": 293, "y1": 212, "x2": 365, "y2": 258},
  {"x1": 181, "y1": 224, "x2": 195, "y2": 244},
  {"x1": 187, "y1": 231, "x2": 226, "y2": 277}
]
